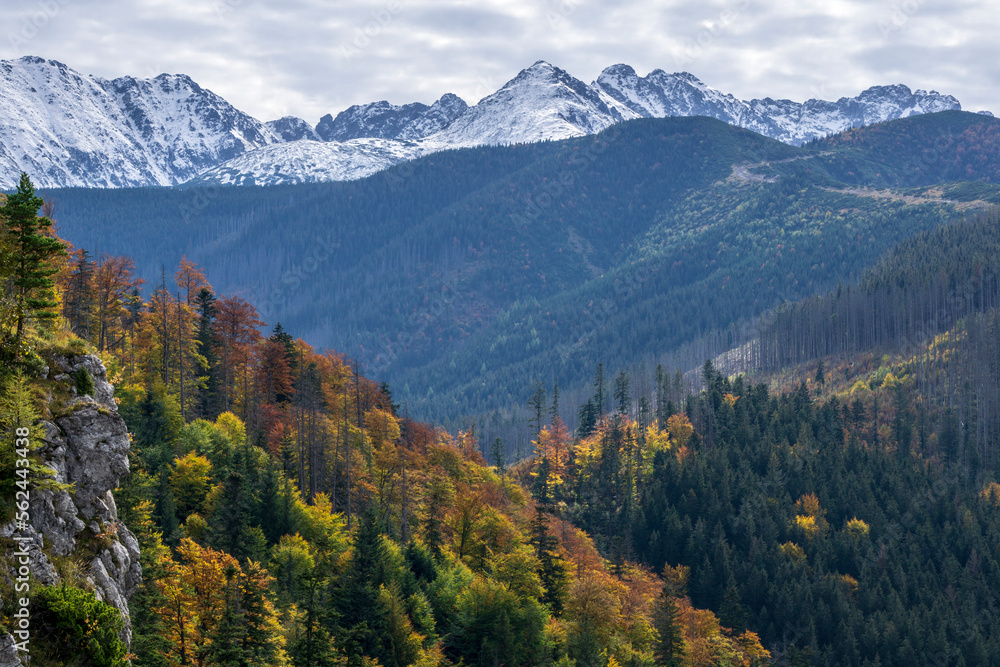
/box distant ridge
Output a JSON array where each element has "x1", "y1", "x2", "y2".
[{"x1": 0, "y1": 56, "x2": 967, "y2": 188}]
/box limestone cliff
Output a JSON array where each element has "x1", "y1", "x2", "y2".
[{"x1": 0, "y1": 354, "x2": 141, "y2": 664}]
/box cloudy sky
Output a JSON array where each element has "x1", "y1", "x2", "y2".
[{"x1": 2, "y1": 0, "x2": 996, "y2": 123}]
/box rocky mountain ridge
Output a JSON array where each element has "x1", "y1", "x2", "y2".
[{"x1": 0, "y1": 55, "x2": 970, "y2": 188}]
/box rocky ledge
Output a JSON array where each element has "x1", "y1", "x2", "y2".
[{"x1": 0, "y1": 354, "x2": 141, "y2": 661}]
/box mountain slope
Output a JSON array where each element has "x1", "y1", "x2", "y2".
[
  {"x1": 428, "y1": 61, "x2": 625, "y2": 145},
  {"x1": 47, "y1": 112, "x2": 1000, "y2": 421},
  {"x1": 266, "y1": 116, "x2": 321, "y2": 142},
  {"x1": 196, "y1": 63, "x2": 966, "y2": 187},
  {"x1": 0, "y1": 56, "x2": 278, "y2": 189},
  {"x1": 185, "y1": 137, "x2": 434, "y2": 186}
]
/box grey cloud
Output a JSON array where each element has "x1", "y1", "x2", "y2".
[{"x1": 0, "y1": 0, "x2": 994, "y2": 123}]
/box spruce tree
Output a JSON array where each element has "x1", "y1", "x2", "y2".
[
  {"x1": 1, "y1": 173, "x2": 66, "y2": 361},
  {"x1": 528, "y1": 504, "x2": 568, "y2": 615},
  {"x1": 491, "y1": 437, "x2": 506, "y2": 477},
  {"x1": 653, "y1": 591, "x2": 685, "y2": 666},
  {"x1": 594, "y1": 363, "x2": 606, "y2": 416},
  {"x1": 614, "y1": 370, "x2": 631, "y2": 415},
  {"x1": 194, "y1": 287, "x2": 218, "y2": 418},
  {"x1": 528, "y1": 379, "x2": 546, "y2": 439},
  {"x1": 577, "y1": 398, "x2": 598, "y2": 438}
]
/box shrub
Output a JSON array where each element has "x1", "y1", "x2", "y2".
[
  {"x1": 31, "y1": 583, "x2": 128, "y2": 667},
  {"x1": 74, "y1": 367, "x2": 94, "y2": 397}
]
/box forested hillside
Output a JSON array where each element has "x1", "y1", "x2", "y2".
[
  {"x1": 45, "y1": 112, "x2": 1000, "y2": 424},
  {"x1": 502, "y1": 207, "x2": 1000, "y2": 664},
  {"x1": 6, "y1": 106, "x2": 1000, "y2": 667},
  {"x1": 2, "y1": 175, "x2": 774, "y2": 667},
  {"x1": 529, "y1": 362, "x2": 1000, "y2": 665}
]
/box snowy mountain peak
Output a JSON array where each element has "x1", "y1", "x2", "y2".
[
  {"x1": 430, "y1": 60, "x2": 620, "y2": 146},
  {"x1": 266, "y1": 116, "x2": 321, "y2": 142},
  {"x1": 0, "y1": 56, "x2": 277, "y2": 188},
  {"x1": 591, "y1": 65, "x2": 963, "y2": 145},
  {"x1": 314, "y1": 92, "x2": 467, "y2": 142},
  {"x1": 0, "y1": 56, "x2": 976, "y2": 189}
]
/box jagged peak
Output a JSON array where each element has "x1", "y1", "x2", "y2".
[
  {"x1": 435, "y1": 92, "x2": 467, "y2": 106},
  {"x1": 599, "y1": 63, "x2": 638, "y2": 78}
]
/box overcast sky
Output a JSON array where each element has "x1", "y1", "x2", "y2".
[{"x1": 3, "y1": 0, "x2": 996, "y2": 123}]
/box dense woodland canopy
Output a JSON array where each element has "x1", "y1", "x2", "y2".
[
  {"x1": 2, "y1": 110, "x2": 1000, "y2": 667},
  {"x1": 1, "y1": 174, "x2": 771, "y2": 667},
  {"x1": 47, "y1": 112, "x2": 1000, "y2": 425}
]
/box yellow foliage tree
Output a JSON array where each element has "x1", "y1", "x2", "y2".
[
  {"x1": 667, "y1": 413, "x2": 694, "y2": 449},
  {"x1": 170, "y1": 451, "x2": 212, "y2": 518},
  {"x1": 980, "y1": 482, "x2": 1000, "y2": 507},
  {"x1": 364, "y1": 407, "x2": 400, "y2": 451},
  {"x1": 215, "y1": 411, "x2": 246, "y2": 448},
  {"x1": 844, "y1": 517, "x2": 870, "y2": 539}
]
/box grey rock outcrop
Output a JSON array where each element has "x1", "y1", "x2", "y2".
[{"x1": 0, "y1": 354, "x2": 141, "y2": 659}]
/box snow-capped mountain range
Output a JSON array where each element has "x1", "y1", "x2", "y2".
[{"x1": 0, "y1": 56, "x2": 970, "y2": 189}]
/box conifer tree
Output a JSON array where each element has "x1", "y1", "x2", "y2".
[
  {"x1": 594, "y1": 363, "x2": 606, "y2": 416},
  {"x1": 1, "y1": 173, "x2": 66, "y2": 361},
  {"x1": 652, "y1": 590, "x2": 685, "y2": 666},
  {"x1": 528, "y1": 503, "x2": 568, "y2": 616},
  {"x1": 63, "y1": 249, "x2": 94, "y2": 339},
  {"x1": 614, "y1": 370, "x2": 631, "y2": 415},
  {"x1": 578, "y1": 398, "x2": 598, "y2": 438},
  {"x1": 528, "y1": 379, "x2": 546, "y2": 439},
  {"x1": 491, "y1": 437, "x2": 506, "y2": 477}
]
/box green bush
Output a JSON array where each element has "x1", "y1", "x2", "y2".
[
  {"x1": 31, "y1": 583, "x2": 128, "y2": 667},
  {"x1": 74, "y1": 367, "x2": 94, "y2": 397}
]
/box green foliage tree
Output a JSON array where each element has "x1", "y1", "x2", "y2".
[
  {"x1": 652, "y1": 592, "x2": 684, "y2": 667},
  {"x1": 448, "y1": 576, "x2": 550, "y2": 667},
  {"x1": 528, "y1": 505, "x2": 569, "y2": 616},
  {"x1": 32, "y1": 583, "x2": 128, "y2": 667},
  {"x1": 0, "y1": 173, "x2": 67, "y2": 363}
]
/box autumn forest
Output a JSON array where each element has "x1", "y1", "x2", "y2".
[{"x1": 3, "y1": 110, "x2": 1000, "y2": 667}]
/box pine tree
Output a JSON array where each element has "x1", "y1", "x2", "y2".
[
  {"x1": 652, "y1": 591, "x2": 685, "y2": 666},
  {"x1": 528, "y1": 504, "x2": 568, "y2": 616},
  {"x1": 1, "y1": 173, "x2": 66, "y2": 361},
  {"x1": 528, "y1": 379, "x2": 547, "y2": 439},
  {"x1": 491, "y1": 437, "x2": 506, "y2": 477},
  {"x1": 194, "y1": 287, "x2": 219, "y2": 418},
  {"x1": 208, "y1": 449, "x2": 254, "y2": 561},
  {"x1": 719, "y1": 582, "x2": 747, "y2": 632},
  {"x1": 63, "y1": 249, "x2": 94, "y2": 339},
  {"x1": 614, "y1": 370, "x2": 631, "y2": 415},
  {"x1": 594, "y1": 363, "x2": 606, "y2": 416},
  {"x1": 125, "y1": 501, "x2": 172, "y2": 667},
  {"x1": 578, "y1": 398, "x2": 598, "y2": 438},
  {"x1": 154, "y1": 469, "x2": 180, "y2": 546},
  {"x1": 550, "y1": 377, "x2": 560, "y2": 423},
  {"x1": 336, "y1": 510, "x2": 389, "y2": 664}
]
